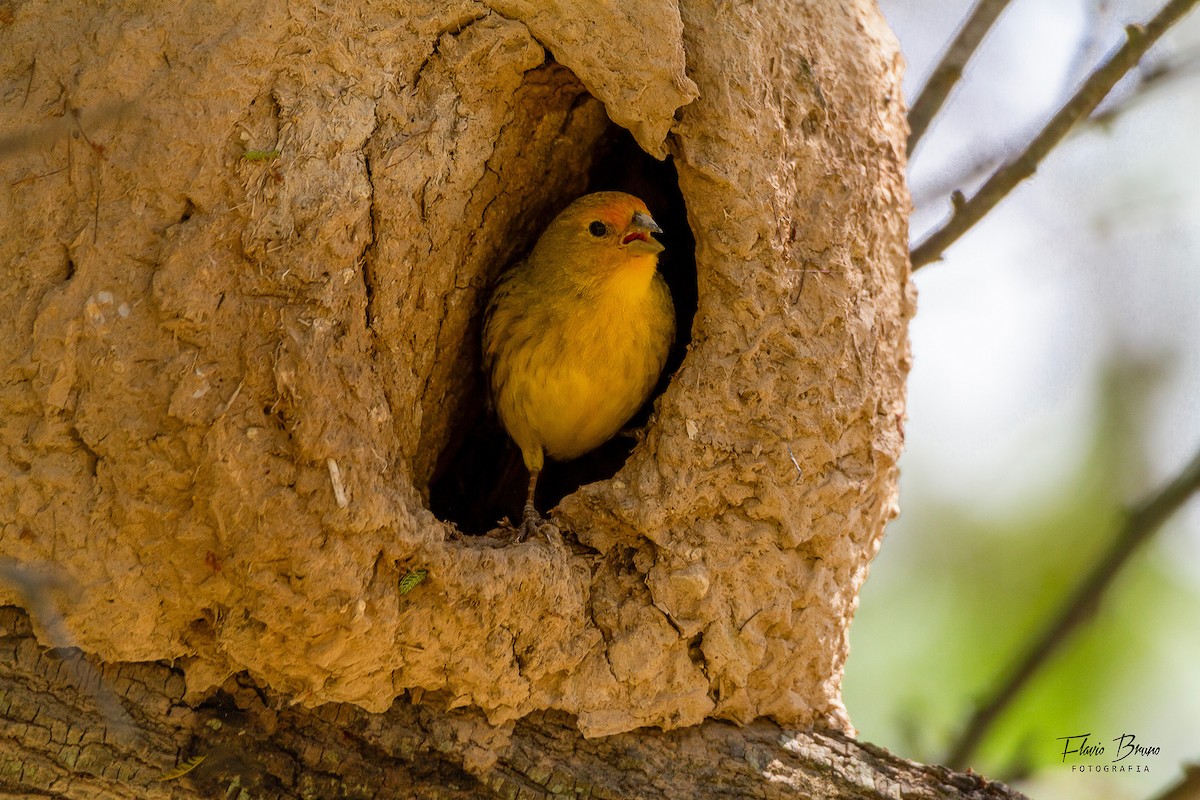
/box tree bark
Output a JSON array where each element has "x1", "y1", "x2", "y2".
[
  {"x1": 0, "y1": 606, "x2": 1027, "y2": 799},
  {"x1": 1, "y1": 0, "x2": 931, "y2": 794}
]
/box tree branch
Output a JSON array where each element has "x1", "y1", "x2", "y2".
[
  {"x1": 946, "y1": 444, "x2": 1200, "y2": 770},
  {"x1": 907, "y1": 44, "x2": 1200, "y2": 211},
  {"x1": 910, "y1": 0, "x2": 1200, "y2": 271},
  {"x1": 907, "y1": 0, "x2": 1015, "y2": 155},
  {"x1": 911, "y1": 47, "x2": 1200, "y2": 212},
  {"x1": 1089, "y1": 47, "x2": 1200, "y2": 126},
  {"x1": 0, "y1": 605, "x2": 1030, "y2": 799}
]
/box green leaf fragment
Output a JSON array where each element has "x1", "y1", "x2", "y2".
[{"x1": 399, "y1": 569, "x2": 428, "y2": 596}]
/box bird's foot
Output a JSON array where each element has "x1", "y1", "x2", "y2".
[
  {"x1": 517, "y1": 505, "x2": 561, "y2": 544},
  {"x1": 518, "y1": 505, "x2": 543, "y2": 542},
  {"x1": 489, "y1": 507, "x2": 560, "y2": 544}
]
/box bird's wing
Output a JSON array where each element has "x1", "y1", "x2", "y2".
[{"x1": 481, "y1": 263, "x2": 521, "y2": 379}]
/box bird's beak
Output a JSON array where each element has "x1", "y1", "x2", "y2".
[
  {"x1": 622, "y1": 211, "x2": 665, "y2": 255},
  {"x1": 632, "y1": 211, "x2": 663, "y2": 234}
]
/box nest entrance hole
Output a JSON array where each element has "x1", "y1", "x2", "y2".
[{"x1": 428, "y1": 126, "x2": 697, "y2": 535}]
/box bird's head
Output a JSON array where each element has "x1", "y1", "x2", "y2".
[{"x1": 534, "y1": 192, "x2": 666, "y2": 279}]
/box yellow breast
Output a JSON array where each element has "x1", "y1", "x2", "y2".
[{"x1": 487, "y1": 257, "x2": 674, "y2": 467}]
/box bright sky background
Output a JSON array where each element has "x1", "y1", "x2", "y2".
[
  {"x1": 895, "y1": 0, "x2": 1200, "y2": 533},
  {"x1": 851, "y1": 1, "x2": 1200, "y2": 796}
]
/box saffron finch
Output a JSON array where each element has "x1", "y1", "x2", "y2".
[{"x1": 483, "y1": 192, "x2": 675, "y2": 537}]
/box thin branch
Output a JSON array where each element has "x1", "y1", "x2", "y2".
[
  {"x1": 1060, "y1": 0, "x2": 1119, "y2": 99},
  {"x1": 911, "y1": 0, "x2": 1200, "y2": 270},
  {"x1": 911, "y1": 47, "x2": 1200, "y2": 213},
  {"x1": 945, "y1": 444, "x2": 1200, "y2": 770},
  {"x1": 907, "y1": 0, "x2": 1015, "y2": 156},
  {"x1": 1090, "y1": 47, "x2": 1200, "y2": 126}
]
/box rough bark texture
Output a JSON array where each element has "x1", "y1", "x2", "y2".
[
  {"x1": 0, "y1": 606, "x2": 1030, "y2": 799},
  {"x1": 1, "y1": 0, "x2": 910, "y2": 774}
]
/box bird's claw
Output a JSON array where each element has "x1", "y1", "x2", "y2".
[
  {"x1": 516, "y1": 505, "x2": 562, "y2": 545},
  {"x1": 518, "y1": 505, "x2": 543, "y2": 542}
]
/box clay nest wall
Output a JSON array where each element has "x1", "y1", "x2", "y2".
[{"x1": 0, "y1": 0, "x2": 912, "y2": 740}]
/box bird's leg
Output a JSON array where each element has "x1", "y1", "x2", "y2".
[{"x1": 517, "y1": 467, "x2": 542, "y2": 541}]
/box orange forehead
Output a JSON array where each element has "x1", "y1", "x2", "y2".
[{"x1": 562, "y1": 191, "x2": 651, "y2": 229}]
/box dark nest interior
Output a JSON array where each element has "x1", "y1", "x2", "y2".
[{"x1": 429, "y1": 124, "x2": 698, "y2": 534}]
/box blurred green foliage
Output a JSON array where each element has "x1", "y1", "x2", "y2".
[{"x1": 845, "y1": 361, "x2": 1200, "y2": 798}]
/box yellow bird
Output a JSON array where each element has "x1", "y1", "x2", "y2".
[{"x1": 483, "y1": 192, "x2": 675, "y2": 536}]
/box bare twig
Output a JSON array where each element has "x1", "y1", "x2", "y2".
[
  {"x1": 911, "y1": 0, "x2": 1200, "y2": 270},
  {"x1": 907, "y1": 0, "x2": 1015, "y2": 156},
  {"x1": 1060, "y1": 0, "x2": 1118, "y2": 98},
  {"x1": 945, "y1": 444, "x2": 1200, "y2": 770},
  {"x1": 912, "y1": 47, "x2": 1200, "y2": 212},
  {"x1": 1090, "y1": 47, "x2": 1200, "y2": 125}
]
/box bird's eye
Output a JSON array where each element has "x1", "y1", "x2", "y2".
[{"x1": 588, "y1": 221, "x2": 607, "y2": 237}]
